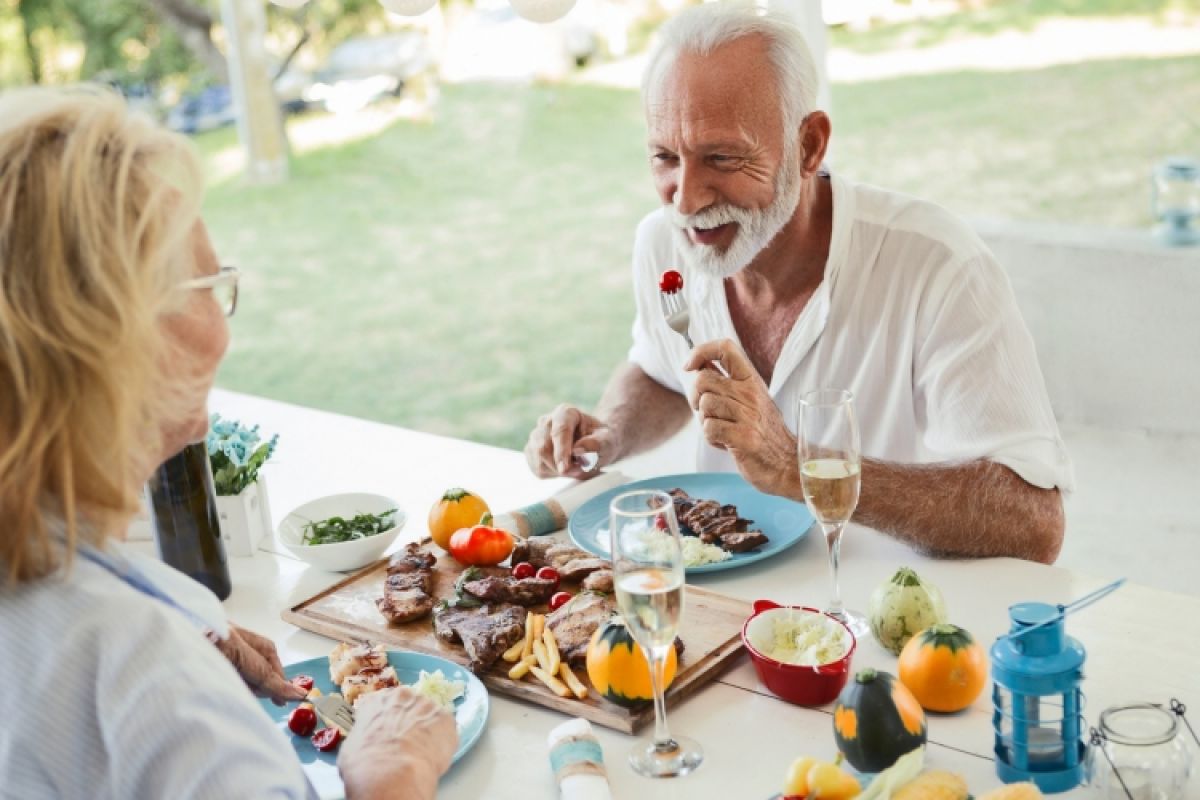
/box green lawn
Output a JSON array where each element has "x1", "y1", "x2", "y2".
[{"x1": 204, "y1": 53, "x2": 1200, "y2": 450}]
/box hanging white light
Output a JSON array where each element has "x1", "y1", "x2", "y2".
[
  {"x1": 378, "y1": 0, "x2": 438, "y2": 15},
  {"x1": 509, "y1": 0, "x2": 577, "y2": 24}
]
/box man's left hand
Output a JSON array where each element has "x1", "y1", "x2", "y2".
[{"x1": 685, "y1": 339, "x2": 800, "y2": 499}]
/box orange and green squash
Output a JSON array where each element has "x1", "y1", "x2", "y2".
[
  {"x1": 832, "y1": 668, "x2": 927, "y2": 773},
  {"x1": 585, "y1": 617, "x2": 677, "y2": 707},
  {"x1": 898, "y1": 623, "x2": 988, "y2": 713}
]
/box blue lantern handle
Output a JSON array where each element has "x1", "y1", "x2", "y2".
[{"x1": 1000, "y1": 578, "x2": 1126, "y2": 644}]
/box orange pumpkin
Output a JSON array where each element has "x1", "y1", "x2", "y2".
[
  {"x1": 428, "y1": 488, "x2": 490, "y2": 551},
  {"x1": 898, "y1": 623, "x2": 988, "y2": 713},
  {"x1": 585, "y1": 617, "x2": 677, "y2": 707}
]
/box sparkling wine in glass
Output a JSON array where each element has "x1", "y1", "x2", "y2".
[
  {"x1": 609, "y1": 489, "x2": 702, "y2": 778},
  {"x1": 798, "y1": 389, "x2": 869, "y2": 638}
]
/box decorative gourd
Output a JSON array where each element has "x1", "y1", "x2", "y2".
[
  {"x1": 869, "y1": 567, "x2": 948, "y2": 655},
  {"x1": 898, "y1": 623, "x2": 988, "y2": 712},
  {"x1": 585, "y1": 617, "x2": 677, "y2": 707},
  {"x1": 977, "y1": 783, "x2": 1045, "y2": 800},
  {"x1": 832, "y1": 668, "x2": 927, "y2": 773},
  {"x1": 891, "y1": 770, "x2": 969, "y2": 800}
]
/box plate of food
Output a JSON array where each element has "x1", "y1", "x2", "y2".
[
  {"x1": 260, "y1": 644, "x2": 488, "y2": 798},
  {"x1": 568, "y1": 473, "x2": 814, "y2": 574}
]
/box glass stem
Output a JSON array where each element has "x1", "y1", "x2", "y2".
[
  {"x1": 649, "y1": 647, "x2": 673, "y2": 751},
  {"x1": 824, "y1": 521, "x2": 845, "y2": 617}
]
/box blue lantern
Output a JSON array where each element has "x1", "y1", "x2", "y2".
[{"x1": 991, "y1": 580, "x2": 1124, "y2": 794}]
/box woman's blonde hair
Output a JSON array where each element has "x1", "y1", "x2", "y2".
[{"x1": 0, "y1": 85, "x2": 205, "y2": 584}]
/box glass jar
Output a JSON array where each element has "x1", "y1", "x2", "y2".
[
  {"x1": 1088, "y1": 704, "x2": 1193, "y2": 800},
  {"x1": 1151, "y1": 157, "x2": 1200, "y2": 246}
]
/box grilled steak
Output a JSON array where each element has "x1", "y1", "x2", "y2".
[
  {"x1": 462, "y1": 575, "x2": 557, "y2": 606},
  {"x1": 582, "y1": 569, "x2": 613, "y2": 593},
  {"x1": 509, "y1": 537, "x2": 610, "y2": 582},
  {"x1": 546, "y1": 592, "x2": 615, "y2": 665},
  {"x1": 668, "y1": 489, "x2": 768, "y2": 553},
  {"x1": 433, "y1": 603, "x2": 526, "y2": 673},
  {"x1": 377, "y1": 543, "x2": 436, "y2": 623}
]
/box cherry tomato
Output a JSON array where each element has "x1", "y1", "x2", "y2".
[
  {"x1": 536, "y1": 566, "x2": 560, "y2": 590},
  {"x1": 512, "y1": 561, "x2": 535, "y2": 579},
  {"x1": 549, "y1": 591, "x2": 572, "y2": 611},
  {"x1": 287, "y1": 706, "x2": 317, "y2": 737},
  {"x1": 311, "y1": 726, "x2": 342, "y2": 752},
  {"x1": 654, "y1": 515, "x2": 668, "y2": 531},
  {"x1": 659, "y1": 269, "x2": 684, "y2": 293},
  {"x1": 291, "y1": 675, "x2": 315, "y2": 693}
]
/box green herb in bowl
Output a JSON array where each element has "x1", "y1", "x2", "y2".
[{"x1": 301, "y1": 509, "x2": 398, "y2": 546}]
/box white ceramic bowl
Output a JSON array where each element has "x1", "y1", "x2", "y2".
[{"x1": 278, "y1": 492, "x2": 406, "y2": 572}]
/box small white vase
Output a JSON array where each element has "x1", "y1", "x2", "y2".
[{"x1": 215, "y1": 478, "x2": 272, "y2": 557}]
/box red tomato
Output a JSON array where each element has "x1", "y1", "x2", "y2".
[
  {"x1": 654, "y1": 515, "x2": 668, "y2": 531},
  {"x1": 291, "y1": 675, "x2": 315, "y2": 693},
  {"x1": 448, "y1": 514, "x2": 514, "y2": 566},
  {"x1": 311, "y1": 726, "x2": 342, "y2": 752},
  {"x1": 549, "y1": 591, "x2": 572, "y2": 611},
  {"x1": 287, "y1": 706, "x2": 317, "y2": 737},
  {"x1": 659, "y1": 269, "x2": 684, "y2": 293},
  {"x1": 512, "y1": 561, "x2": 535, "y2": 579},
  {"x1": 536, "y1": 566, "x2": 560, "y2": 590}
]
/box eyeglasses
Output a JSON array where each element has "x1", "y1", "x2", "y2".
[{"x1": 180, "y1": 265, "x2": 239, "y2": 318}]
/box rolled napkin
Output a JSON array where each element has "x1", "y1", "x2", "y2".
[
  {"x1": 547, "y1": 718, "x2": 612, "y2": 800},
  {"x1": 496, "y1": 471, "x2": 628, "y2": 538}
]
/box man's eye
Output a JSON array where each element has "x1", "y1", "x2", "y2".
[{"x1": 653, "y1": 152, "x2": 678, "y2": 164}]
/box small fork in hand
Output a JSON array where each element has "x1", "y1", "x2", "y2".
[{"x1": 659, "y1": 288, "x2": 731, "y2": 378}]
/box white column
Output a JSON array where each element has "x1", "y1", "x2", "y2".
[{"x1": 219, "y1": 0, "x2": 289, "y2": 183}]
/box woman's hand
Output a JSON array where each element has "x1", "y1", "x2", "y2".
[
  {"x1": 209, "y1": 624, "x2": 306, "y2": 705},
  {"x1": 339, "y1": 688, "x2": 459, "y2": 800}
]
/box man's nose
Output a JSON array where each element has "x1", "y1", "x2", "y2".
[{"x1": 673, "y1": 162, "x2": 715, "y2": 217}]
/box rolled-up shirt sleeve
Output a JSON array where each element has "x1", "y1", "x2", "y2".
[{"x1": 913, "y1": 253, "x2": 1074, "y2": 491}]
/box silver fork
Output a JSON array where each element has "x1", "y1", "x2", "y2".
[
  {"x1": 312, "y1": 693, "x2": 356, "y2": 732},
  {"x1": 659, "y1": 290, "x2": 731, "y2": 378}
]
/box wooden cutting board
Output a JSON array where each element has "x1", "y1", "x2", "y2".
[{"x1": 282, "y1": 542, "x2": 752, "y2": 734}]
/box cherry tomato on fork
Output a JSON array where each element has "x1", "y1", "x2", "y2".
[
  {"x1": 312, "y1": 726, "x2": 342, "y2": 752},
  {"x1": 659, "y1": 269, "x2": 684, "y2": 293}
]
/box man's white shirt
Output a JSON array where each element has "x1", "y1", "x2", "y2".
[{"x1": 629, "y1": 173, "x2": 1074, "y2": 492}]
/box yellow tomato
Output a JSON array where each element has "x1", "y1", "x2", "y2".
[{"x1": 428, "y1": 488, "x2": 490, "y2": 551}]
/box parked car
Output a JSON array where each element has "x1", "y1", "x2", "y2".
[
  {"x1": 304, "y1": 31, "x2": 433, "y2": 114},
  {"x1": 166, "y1": 85, "x2": 236, "y2": 135}
]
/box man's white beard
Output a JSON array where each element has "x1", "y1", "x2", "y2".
[{"x1": 668, "y1": 150, "x2": 802, "y2": 280}]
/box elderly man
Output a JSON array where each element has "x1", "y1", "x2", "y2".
[{"x1": 524, "y1": 4, "x2": 1071, "y2": 564}]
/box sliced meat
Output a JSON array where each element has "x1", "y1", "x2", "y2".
[
  {"x1": 462, "y1": 575, "x2": 557, "y2": 606},
  {"x1": 556, "y1": 556, "x2": 611, "y2": 583},
  {"x1": 546, "y1": 592, "x2": 615, "y2": 665},
  {"x1": 510, "y1": 537, "x2": 611, "y2": 583},
  {"x1": 719, "y1": 530, "x2": 769, "y2": 553},
  {"x1": 433, "y1": 603, "x2": 526, "y2": 673},
  {"x1": 582, "y1": 569, "x2": 613, "y2": 593},
  {"x1": 377, "y1": 543, "x2": 436, "y2": 624}
]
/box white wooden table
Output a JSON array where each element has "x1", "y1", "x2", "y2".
[{"x1": 205, "y1": 390, "x2": 1200, "y2": 799}]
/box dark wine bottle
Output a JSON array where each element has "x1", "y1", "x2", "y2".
[{"x1": 147, "y1": 441, "x2": 232, "y2": 600}]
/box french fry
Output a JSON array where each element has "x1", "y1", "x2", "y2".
[
  {"x1": 530, "y1": 665, "x2": 571, "y2": 698},
  {"x1": 520, "y1": 611, "x2": 535, "y2": 660},
  {"x1": 532, "y1": 613, "x2": 545, "y2": 642},
  {"x1": 508, "y1": 654, "x2": 537, "y2": 680},
  {"x1": 502, "y1": 639, "x2": 525, "y2": 663},
  {"x1": 533, "y1": 639, "x2": 551, "y2": 673},
  {"x1": 544, "y1": 628, "x2": 561, "y2": 676},
  {"x1": 559, "y1": 662, "x2": 588, "y2": 700}
]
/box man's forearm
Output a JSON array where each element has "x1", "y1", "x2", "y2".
[
  {"x1": 850, "y1": 459, "x2": 1065, "y2": 564},
  {"x1": 596, "y1": 363, "x2": 692, "y2": 461}
]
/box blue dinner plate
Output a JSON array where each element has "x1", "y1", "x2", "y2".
[
  {"x1": 260, "y1": 650, "x2": 488, "y2": 799},
  {"x1": 568, "y1": 473, "x2": 815, "y2": 574}
]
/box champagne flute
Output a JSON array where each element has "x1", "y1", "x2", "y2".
[
  {"x1": 609, "y1": 489, "x2": 703, "y2": 778},
  {"x1": 798, "y1": 389, "x2": 869, "y2": 638}
]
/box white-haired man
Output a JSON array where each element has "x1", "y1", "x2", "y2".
[{"x1": 524, "y1": 4, "x2": 1071, "y2": 563}]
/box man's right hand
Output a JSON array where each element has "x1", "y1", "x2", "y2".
[{"x1": 524, "y1": 403, "x2": 619, "y2": 479}]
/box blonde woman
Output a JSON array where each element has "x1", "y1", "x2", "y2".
[{"x1": 0, "y1": 87, "x2": 455, "y2": 799}]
